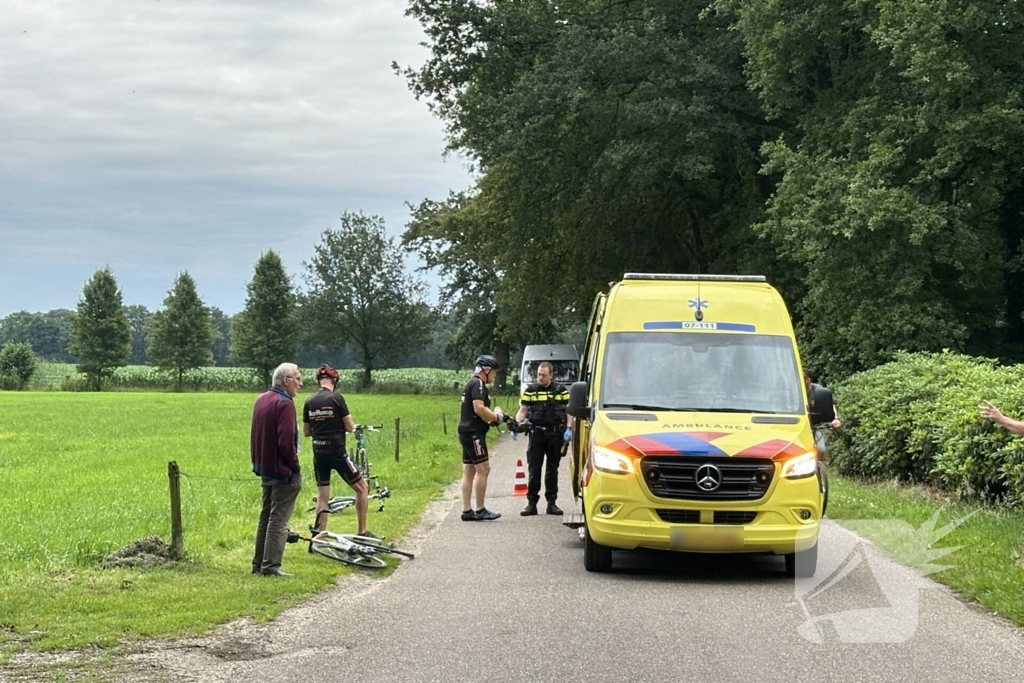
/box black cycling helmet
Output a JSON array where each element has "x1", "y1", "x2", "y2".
[
  {"x1": 475, "y1": 354, "x2": 500, "y2": 369},
  {"x1": 315, "y1": 364, "x2": 339, "y2": 382}
]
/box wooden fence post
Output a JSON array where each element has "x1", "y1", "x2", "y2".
[
  {"x1": 168, "y1": 461, "x2": 183, "y2": 557},
  {"x1": 442, "y1": 412, "x2": 447, "y2": 435},
  {"x1": 394, "y1": 417, "x2": 401, "y2": 462}
]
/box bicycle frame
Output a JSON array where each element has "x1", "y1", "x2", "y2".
[
  {"x1": 287, "y1": 514, "x2": 415, "y2": 570},
  {"x1": 309, "y1": 487, "x2": 391, "y2": 515},
  {"x1": 352, "y1": 424, "x2": 389, "y2": 511},
  {"x1": 307, "y1": 424, "x2": 391, "y2": 515}
]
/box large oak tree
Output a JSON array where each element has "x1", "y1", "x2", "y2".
[
  {"x1": 303, "y1": 211, "x2": 432, "y2": 388},
  {"x1": 719, "y1": 0, "x2": 1024, "y2": 376},
  {"x1": 398, "y1": 0, "x2": 791, "y2": 355}
]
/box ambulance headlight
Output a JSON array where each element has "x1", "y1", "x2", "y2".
[
  {"x1": 592, "y1": 446, "x2": 635, "y2": 475},
  {"x1": 781, "y1": 452, "x2": 817, "y2": 480}
]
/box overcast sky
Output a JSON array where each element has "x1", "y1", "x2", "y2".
[{"x1": 0, "y1": 0, "x2": 474, "y2": 317}]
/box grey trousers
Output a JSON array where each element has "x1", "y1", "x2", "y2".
[
  {"x1": 813, "y1": 427, "x2": 827, "y2": 457},
  {"x1": 252, "y1": 473, "x2": 302, "y2": 573}
]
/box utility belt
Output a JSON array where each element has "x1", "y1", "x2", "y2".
[{"x1": 530, "y1": 423, "x2": 565, "y2": 434}]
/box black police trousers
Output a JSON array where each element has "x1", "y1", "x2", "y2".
[{"x1": 526, "y1": 428, "x2": 563, "y2": 504}]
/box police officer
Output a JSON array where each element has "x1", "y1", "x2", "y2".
[{"x1": 515, "y1": 361, "x2": 573, "y2": 516}]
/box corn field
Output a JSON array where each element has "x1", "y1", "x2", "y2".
[{"x1": 30, "y1": 362, "x2": 469, "y2": 394}]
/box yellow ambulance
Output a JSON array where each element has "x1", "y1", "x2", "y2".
[{"x1": 565, "y1": 273, "x2": 826, "y2": 575}]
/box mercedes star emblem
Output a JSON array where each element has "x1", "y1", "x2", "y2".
[{"x1": 695, "y1": 464, "x2": 722, "y2": 491}]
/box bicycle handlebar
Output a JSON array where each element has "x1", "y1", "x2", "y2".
[{"x1": 352, "y1": 424, "x2": 384, "y2": 432}]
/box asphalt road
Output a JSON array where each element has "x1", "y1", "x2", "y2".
[{"x1": 134, "y1": 433, "x2": 1024, "y2": 683}]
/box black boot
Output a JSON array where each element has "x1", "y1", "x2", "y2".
[
  {"x1": 546, "y1": 502, "x2": 563, "y2": 515},
  {"x1": 520, "y1": 502, "x2": 538, "y2": 516}
]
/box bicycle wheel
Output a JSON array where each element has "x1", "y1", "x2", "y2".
[
  {"x1": 341, "y1": 534, "x2": 415, "y2": 560},
  {"x1": 310, "y1": 539, "x2": 387, "y2": 569},
  {"x1": 346, "y1": 553, "x2": 388, "y2": 569}
]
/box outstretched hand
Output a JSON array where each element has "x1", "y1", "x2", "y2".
[{"x1": 980, "y1": 400, "x2": 1004, "y2": 423}]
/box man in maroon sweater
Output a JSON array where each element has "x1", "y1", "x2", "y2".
[{"x1": 251, "y1": 362, "x2": 303, "y2": 576}]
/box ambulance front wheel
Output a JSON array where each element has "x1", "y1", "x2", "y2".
[
  {"x1": 583, "y1": 523, "x2": 612, "y2": 573},
  {"x1": 785, "y1": 542, "x2": 818, "y2": 578}
]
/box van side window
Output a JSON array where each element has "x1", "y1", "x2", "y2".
[{"x1": 524, "y1": 360, "x2": 579, "y2": 385}]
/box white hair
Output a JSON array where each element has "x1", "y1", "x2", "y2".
[{"x1": 272, "y1": 363, "x2": 297, "y2": 387}]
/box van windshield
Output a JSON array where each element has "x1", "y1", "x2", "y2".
[
  {"x1": 599, "y1": 332, "x2": 803, "y2": 414},
  {"x1": 522, "y1": 360, "x2": 579, "y2": 386}
]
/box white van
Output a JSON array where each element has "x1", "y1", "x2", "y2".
[{"x1": 518, "y1": 344, "x2": 580, "y2": 395}]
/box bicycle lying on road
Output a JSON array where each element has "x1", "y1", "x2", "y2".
[
  {"x1": 307, "y1": 424, "x2": 391, "y2": 514},
  {"x1": 287, "y1": 510, "x2": 415, "y2": 569}
]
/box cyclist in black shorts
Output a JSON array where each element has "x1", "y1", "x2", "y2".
[
  {"x1": 302, "y1": 365, "x2": 376, "y2": 538},
  {"x1": 457, "y1": 354, "x2": 504, "y2": 521}
]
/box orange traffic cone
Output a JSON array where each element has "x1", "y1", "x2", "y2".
[{"x1": 512, "y1": 458, "x2": 528, "y2": 497}]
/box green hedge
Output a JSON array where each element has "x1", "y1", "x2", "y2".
[{"x1": 831, "y1": 351, "x2": 1024, "y2": 505}]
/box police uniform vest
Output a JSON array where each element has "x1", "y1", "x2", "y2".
[{"x1": 522, "y1": 382, "x2": 569, "y2": 430}]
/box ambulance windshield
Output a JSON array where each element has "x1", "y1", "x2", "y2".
[{"x1": 599, "y1": 332, "x2": 803, "y2": 414}]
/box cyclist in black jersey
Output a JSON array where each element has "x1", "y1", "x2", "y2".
[
  {"x1": 457, "y1": 354, "x2": 505, "y2": 521},
  {"x1": 302, "y1": 365, "x2": 376, "y2": 538}
]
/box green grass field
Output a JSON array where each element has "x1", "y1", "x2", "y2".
[
  {"x1": 827, "y1": 474, "x2": 1024, "y2": 626},
  {"x1": 0, "y1": 390, "x2": 511, "y2": 654}
]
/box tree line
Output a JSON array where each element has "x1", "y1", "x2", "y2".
[
  {"x1": 0, "y1": 304, "x2": 458, "y2": 373},
  {"x1": 0, "y1": 212, "x2": 471, "y2": 391},
  {"x1": 395, "y1": 0, "x2": 1024, "y2": 381}
]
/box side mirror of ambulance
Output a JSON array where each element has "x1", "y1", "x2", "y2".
[
  {"x1": 808, "y1": 385, "x2": 835, "y2": 426},
  {"x1": 568, "y1": 381, "x2": 590, "y2": 420}
]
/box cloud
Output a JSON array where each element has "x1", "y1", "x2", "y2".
[{"x1": 0, "y1": 0, "x2": 472, "y2": 316}]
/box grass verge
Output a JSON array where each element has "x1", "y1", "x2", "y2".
[
  {"x1": 0, "y1": 390, "x2": 496, "y2": 655},
  {"x1": 828, "y1": 474, "x2": 1024, "y2": 625}
]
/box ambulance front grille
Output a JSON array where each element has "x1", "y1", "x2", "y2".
[{"x1": 640, "y1": 457, "x2": 774, "y2": 501}]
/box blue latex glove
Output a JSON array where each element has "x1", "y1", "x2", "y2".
[{"x1": 563, "y1": 428, "x2": 572, "y2": 443}]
